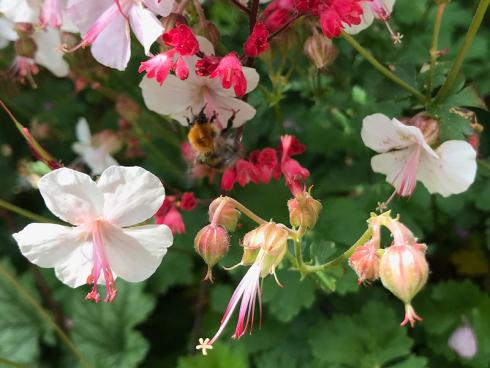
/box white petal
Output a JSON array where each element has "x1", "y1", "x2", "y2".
[
  {"x1": 104, "y1": 224, "x2": 172, "y2": 282},
  {"x1": 0, "y1": 17, "x2": 17, "y2": 44},
  {"x1": 140, "y1": 75, "x2": 199, "y2": 117},
  {"x1": 97, "y1": 166, "x2": 165, "y2": 227},
  {"x1": 448, "y1": 325, "x2": 477, "y2": 358},
  {"x1": 417, "y1": 140, "x2": 477, "y2": 197},
  {"x1": 361, "y1": 113, "x2": 429, "y2": 153},
  {"x1": 81, "y1": 147, "x2": 118, "y2": 175},
  {"x1": 54, "y1": 243, "x2": 93, "y2": 288},
  {"x1": 91, "y1": 14, "x2": 131, "y2": 70},
  {"x1": 32, "y1": 29, "x2": 69, "y2": 77},
  {"x1": 196, "y1": 36, "x2": 215, "y2": 55},
  {"x1": 0, "y1": 0, "x2": 38, "y2": 23},
  {"x1": 143, "y1": 0, "x2": 175, "y2": 17},
  {"x1": 67, "y1": 0, "x2": 113, "y2": 34},
  {"x1": 343, "y1": 2, "x2": 374, "y2": 34},
  {"x1": 12, "y1": 223, "x2": 87, "y2": 268},
  {"x1": 371, "y1": 147, "x2": 414, "y2": 190},
  {"x1": 129, "y1": 5, "x2": 162, "y2": 55},
  {"x1": 38, "y1": 168, "x2": 103, "y2": 225},
  {"x1": 207, "y1": 91, "x2": 256, "y2": 128},
  {"x1": 75, "y1": 117, "x2": 91, "y2": 144}
]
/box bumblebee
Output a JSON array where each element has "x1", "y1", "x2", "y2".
[{"x1": 186, "y1": 107, "x2": 244, "y2": 171}]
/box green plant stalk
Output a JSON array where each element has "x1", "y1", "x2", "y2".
[
  {"x1": 341, "y1": 33, "x2": 426, "y2": 103},
  {"x1": 0, "y1": 264, "x2": 92, "y2": 368},
  {"x1": 434, "y1": 0, "x2": 490, "y2": 103},
  {"x1": 427, "y1": 3, "x2": 446, "y2": 97},
  {"x1": 0, "y1": 199, "x2": 55, "y2": 223},
  {"x1": 225, "y1": 197, "x2": 268, "y2": 226},
  {"x1": 0, "y1": 357, "x2": 28, "y2": 368}
]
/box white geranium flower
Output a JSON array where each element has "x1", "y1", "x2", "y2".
[
  {"x1": 345, "y1": 0, "x2": 395, "y2": 34},
  {"x1": 361, "y1": 113, "x2": 477, "y2": 197},
  {"x1": 13, "y1": 166, "x2": 173, "y2": 303},
  {"x1": 72, "y1": 117, "x2": 119, "y2": 175},
  {"x1": 139, "y1": 37, "x2": 259, "y2": 129},
  {"x1": 448, "y1": 323, "x2": 478, "y2": 359},
  {"x1": 0, "y1": 17, "x2": 17, "y2": 48}
]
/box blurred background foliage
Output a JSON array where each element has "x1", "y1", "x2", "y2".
[{"x1": 0, "y1": 0, "x2": 489, "y2": 367}]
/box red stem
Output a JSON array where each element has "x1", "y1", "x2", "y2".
[{"x1": 231, "y1": 0, "x2": 250, "y2": 15}]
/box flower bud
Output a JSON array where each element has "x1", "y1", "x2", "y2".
[
  {"x1": 15, "y1": 38, "x2": 37, "y2": 58},
  {"x1": 407, "y1": 112, "x2": 439, "y2": 145},
  {"x1": 241, "y1": 247, "x2": 260, "y2": 266},
  {"x1": 379, "y1": 243, "x2": 429, "y2": 327},
  {"x1": 115, "y1": 95, "x2": 141, "y2": 123},
  {"x1": 287, "y1": 190, "x2": 322, "y2": 229},
  {"x1": 194, "y1": 224, "x2": 230, "y2": 282},
  {"x1": 208, "y1": 197, "x2": 240, "y2": 232},
  {"x1": 304, "y1": 34, "x2": 337, "y2": 69},
  {"x1": 243, "y1": 222, "x2": 288, "y2": 257},
  {"x1": 201, "y1": 21, "x2": 221, "y2": 48},
  {"x1": 348, "y1": 241, "x2": 380, "y2": 284}
]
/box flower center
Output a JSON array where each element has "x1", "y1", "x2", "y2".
[
  {"x1": 394, "y1": 145, "x2": 422, "y2": 197},
  {"x1": 85, "y1": 220, "x2": 117, "y2": 303}
]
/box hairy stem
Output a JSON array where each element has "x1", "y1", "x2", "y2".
[
  {"x1": 0, "y1": 263, "x2": 91, "y2": 368},
  {"x1": 341, "y1": 33, "x2": 426, "y2": 103},
  {"x1": 225, "y1": 197, "x2": 268, "y2": 225},
  {"x1": 0, "y1": 199, "x2": 54, "y2": 223},
  {"x1": 231, "y1": 0, "x2": 250, "y2": 15},
  {"x1": 434, "y1": 0, "x2": 490, "y2": 103},
  {"x1": 427, "y1": 3, "x2": 446, "y2": 97}
]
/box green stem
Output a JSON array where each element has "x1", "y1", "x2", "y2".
[
  {"x1": 301, "y1": 228, "x2": 372, "y2": 274},
  {"x1": 434, "y1": 0, "x2": 490, "y2": 103},
  {"x1": 341, "y1": 33, "x2": 426, "y2": 103},
  {"x1": 477, "y1": 159, "x2": 490, "y2": 175},
  {"x1": 427, "y1": 3, "x2": 446, "y2": 98},
  {"x1": 225, "y1": 197, "x2": 268, "y2": 225},
  {"x1": 0, "y1": 199, "x2": 55, "y2": 223},
  {"x1": 0, "y1": 357, "x2": 28, "y2": 368},
  {"x1": 0, "y1": 264, "x2": 91, "y2": 368}
]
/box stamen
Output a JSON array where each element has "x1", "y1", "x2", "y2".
[{"x1": 393, "y1": 145, "x2": 422, "y2": 197}]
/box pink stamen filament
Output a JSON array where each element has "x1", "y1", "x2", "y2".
[
  {"x1": 393, "y1": 145, "x2": 422, "y2": 197},
  {"x1": 85, "y1": 221, "x2": 117, "y2": 303}
]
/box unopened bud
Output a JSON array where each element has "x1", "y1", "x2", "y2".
[
  {"x1": 208, "y1": 197, "x2": 240, "y2": 232},
  {"x1": 200, "y1": 21, "x2": 220, "y2": 48},
  {"x1": 194, "y1": 224, "x2": 230, "y2": 282},
  {"x1": 243, "y1": 222, "x2": 288, "y2": 257},
  {"x1": 304, "y1": 34, "x2": 337, "y2": 69},
  {"x1": 115, "y1": 96, "x2": 141, "y2": 123},
  {"x1": 348, "y1": 241, "x2": 380, "y2": 284},
  {"x1": 407, "y1": 112, "x2": 439, "y2": 145},
  {"x1": 287, "y1": 190, "x2": 322, "y2": 229},
  {"x1": 379, "y1": 243, "x2": 429, "y2": 327},
  {"x1": 15, "y1": 38, "x2": 37, "y2": 58}
]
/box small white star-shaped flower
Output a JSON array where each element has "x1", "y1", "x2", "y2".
[{"x1": 196, "y1": 337, "x2": 213, "y2": 356}]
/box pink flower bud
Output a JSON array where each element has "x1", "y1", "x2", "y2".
[
  {"x1": 244, "y1": 22, "x2": 270, "y2": 57},
  {"x1": 406, "y1": 112, "x2": 439, "y2": 145},
  {"x1": 304, "y1": 34, "x2": 337, "y2": 69},
  {"x1": 379, "y1": 243, "x2": 429, "y2": 327},
  {"x1": 15, "y1": 38, "x2": 37, "y2": 58},
  {"x1": 287, "y1": 190, "x2": 322, "y2": 229},
  {"x1": 208, "y1": 197, "x2": 241, "y2": 232},
  {"x1": 180, "y1": 192, "x2": 197, "y2": 211},
  {"x1": 194, "y1": 224, "x2": 230, "y2": 282},
  {"x1": 349, "y1": 241, "x2": 380, "y2": 284}
]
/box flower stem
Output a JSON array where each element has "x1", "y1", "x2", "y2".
[
  {"x1": 427, "y1": 3, "x2": 446, "y2": 98},
  {"x1": 0, "y1": 199, "x2": 55, "y2": 223},
  {"x1": 0, "y1": 263, "x2": 92, "y2": 368},
  {"x1": 0, "y1": 357, "x2": 27, "y2": 368},
  {"x1": 341, "y1": 33, "x2": 426, "y2": 103},
  {"x1": 225, "y1": 197, "x2": 268, "y2": 225},
  {"x1": 434, "y1": 0, "x2": 490, "y2": 104}
]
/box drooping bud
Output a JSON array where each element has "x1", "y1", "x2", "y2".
[
  {"x1": 287, "y1": 189, "x2": 322, "y2": 229},
  {"x1": 304, "y1": 34, "x2": 337, "y2": 69},
  {"x1": 15, "y1": 38, "x2": 37, "y2": 58},
  {"x1": 379, "y1": 242, "x2": 429, "y2": 327},
  {"x1": 208, "y1": 197, "x2": 240, "y2": 232},
  {"x1": 406, "y1": 112, "x2": 439, "y2": 145},
  {"x1": 348, "y1": 240, "x2": 380, "y2": 284},
  {"x1": 194, "y1": 224, "x2": 230, "y2": 282}
]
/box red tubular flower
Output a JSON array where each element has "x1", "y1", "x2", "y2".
[
  {"x1": 180, "y1": 192, "x2": 197, "y2": 211},
  {"x1": 235, "y1": 159, "x2": 260, "y2": 187},
  {"x1": 138, "y1": 51, "x2": 176, "y2": 85},
  {"x1": 195, "y1": 55, "x2": 221, "y2": 76},
  {"x1": 221, "y1": 168, "x2": 237, "y2": 191},
  {"x1": 244, "y1": 23, "x2": 270, "y2": 57},
  {"x1": 158, "y1": 206, "x2": 186, "y2": 234},
  {"x1": 280, "y1": 135, "x2": 310, "y2": 195},
  {"x1": 210, "y1": 52, "x2": 247, "y2": 97},
  {"x1": 261, "y1": 0, "x2": 297, "y2": 33},
  {"x1": 162, "y1": 24, "x2": 199, "y2": 56},
  {"x1": 256, "y1": 148, "x2": 279, "y2": 183}
]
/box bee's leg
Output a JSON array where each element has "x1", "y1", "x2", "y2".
[
  {"x1": 210, "y1": 111, "x2": 218, "y2": 123},
  {"x1": 222, "y1": 110, "x2": 238, "y2": 135}
]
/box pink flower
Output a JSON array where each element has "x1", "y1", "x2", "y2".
[
  {"x1": 39, "y1": 0, "x2": 62, "y2": 29},
  {"x1": 235, "y1": 159, "x2": 259, "y2": 187},
  {"x1": 139, "y1": 24, "x2": 199, "y2": 84},
  {"x1": 210, "y1": 52, "x2": 247, "y2": 97},
  {"x1": 157, "y1": 206, "x2": 186, "y2": 234},
  {"x1": 256, "y1": 148, "x2": 279, "y2": 183},
  {"x1": 195, "y1": 55, "x2": 221, "y2": 76},
  {"x1": 221, "y1": 168, "x2": 236, "y2": 191},
  {"x1": 280, "y1": 135, "x2": 309, "y2": 195},
  {"x1": 244, "y1": 23, "x2": 270, "y2": 57},
  {"x1": 261, "y1": 0, "x2": 296, "y2": 33},
  {"x1": 180, "y1": 192, "x2": 197, "y2": 211}
]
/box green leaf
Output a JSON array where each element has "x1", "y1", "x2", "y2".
[
  {"x1": 445, "y1": 86, "x2": 484, "y2": 109},
  {"x1": 177, "y1": 343, "x2": 248, "y2": 368},
  {"x1": 309, "y1": 302, "x2": 418, "y2": 368},
  {"x1": 429, "y1": 104, "x2": 473, "y2": 141},
  {"x1": 262, "y1": 270, "x2": 316, "y2": 323},
  {"x1": 146, "y1": 251, "x2": 193, "y2": 294},
  {"x1": 0, "y1": 260, "x2": 49, "y2": 364},
  {"x1": 70, "y1": 281, "x2": 155, "y2": 368}
]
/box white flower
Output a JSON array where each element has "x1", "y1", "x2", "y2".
[
  {"x1": 139, "y1": 37, "x2": 259, "y2": 129},
  {"x1": 344, "y1": 0, "x2": 396, "y2": 34},
  {"x1": 448, "y1": 323, "x2": 477, "y2": 359},
  {"x1": 361, "y1": 113, "x2": 477, "y2": 197},
  {"x1": 12, "y1": 166, "x2": 173, "y2": 303},
  {"x1": 0, "y1": 17, "x2": 17, "y2": 49},
  {"x1": 72, "y1": 117, "x2": 119, "y2": 175},
  {"x1": 67, "y1": 0, "x2": 175, "y2": 70}
]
